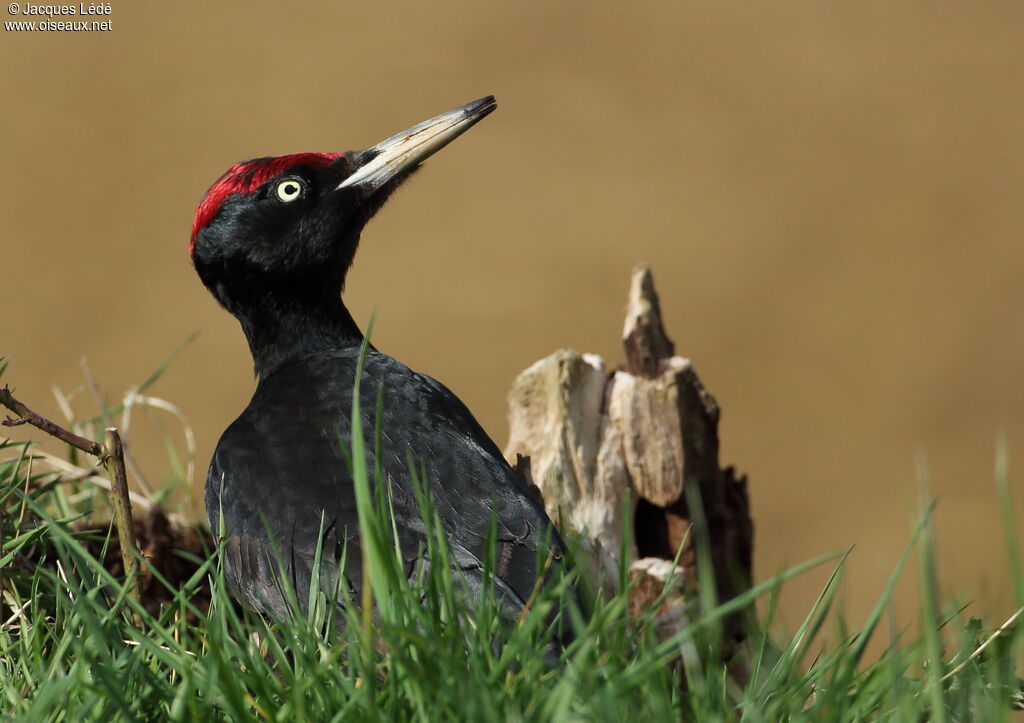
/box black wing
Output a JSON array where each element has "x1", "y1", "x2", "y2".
[{"x1": 205, "y1": 348, "x2": 568, "y2": 623}]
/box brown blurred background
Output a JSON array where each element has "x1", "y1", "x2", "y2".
[{"x1": 2, "y1": 1, "x2": 1022, "y2": 640}]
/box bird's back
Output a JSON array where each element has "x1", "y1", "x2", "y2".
[{"x1": 205, "y1": 347, "x2": 570, "y2": 625}]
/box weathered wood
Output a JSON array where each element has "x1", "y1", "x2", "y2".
[
  {"x1": 505, "y1": 351, "x2": 630, "y2": 593},
  {"x1": 607, "y1": 362, "x2": 687, "y2": 507},
  {"x1": 505, "y1": 265, "x2": 753, "y2": 640},
  {"x1": 623, "y1": 265, "x2": 675, "y2": 378}
]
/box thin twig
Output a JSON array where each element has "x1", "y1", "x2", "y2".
[
  {"x1": 2, "y1": 594, "x2": 32, "y2": 629},
  {"x1": 941, "y1": 606, "x2": 1024, "y2": 682},
  {"x1": 1, "y1": 385, "x2": 143, "y2": 611},
  {"x1": 0, "y1": 387, "x2": 103, "y2": 456},
  {"x1": 103, "y1": 428, "x2": 140, "y2": 601}
]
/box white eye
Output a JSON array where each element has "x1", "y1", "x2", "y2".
[{"x1": 275, "y1": 178, "x2": 304, "y2": 202}]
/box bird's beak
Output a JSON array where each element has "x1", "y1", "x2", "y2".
[{"x1": 337, "y1": 95, "x2": 497, "y2": 192}]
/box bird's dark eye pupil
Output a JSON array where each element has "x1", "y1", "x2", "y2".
[{"x1": 285, "y1": 184, "x2": 297, "y2": 195}]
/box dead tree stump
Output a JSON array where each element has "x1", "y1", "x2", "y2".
[{"x1": 505, "y1": 265, "x2": 753, "y2": 644}]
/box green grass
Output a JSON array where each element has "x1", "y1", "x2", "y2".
[{"x1": 1, "y1": 350, "x2": 1022, "y2": 721}]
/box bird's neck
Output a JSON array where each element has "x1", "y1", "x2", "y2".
[{"x1": 235, "y1": 290, "x2": 364, "y2": 378}]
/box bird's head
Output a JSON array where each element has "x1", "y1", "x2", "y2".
[{"x1": 190, "y1": 96, "x2": 497, "y2": 317}]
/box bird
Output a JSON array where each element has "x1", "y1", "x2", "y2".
[{"x1": 190, "y1": 96, "x2": 577, "y2": 638}]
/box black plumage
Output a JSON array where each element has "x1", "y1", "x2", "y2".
[{"x1": 190, "y1": 97, "x2": 575, "y2": 632}]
